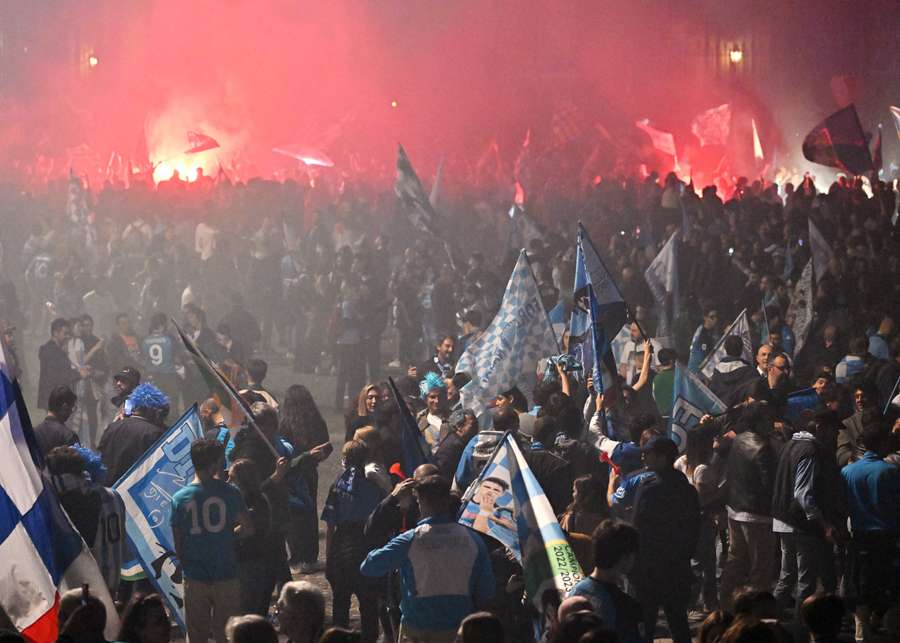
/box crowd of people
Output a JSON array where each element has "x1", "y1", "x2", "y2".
[{"x1": 0, "y1": 160, "x2": 898, "y2": 643}]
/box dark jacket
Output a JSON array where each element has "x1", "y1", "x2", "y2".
[
  {"x1": 364, "y1": 493, "x2": 420, "y2": 551},
  {"x1": 772, "y1": 434, "x2": 844, "y2": 534},
  {"x1": 98, "y1": 415, "x2": 166, "y2": 483},
  {"x1": 37, "y1": 340, "x2": 79, "y2": 410},
  {"x1": 434, "y1": 432, "x2": 468, "y2": 482},
  {"x1": 522, "y1": 442, "x2": 573, "y2": 514},
  {"x1": 837, "y1": 412, "x2": 867, "y2": 468},
  {"x1": 726, "y1": 430, "x2": 778, "y2": 517},
  {"x1": 631, "y1": 469, "x2": 701, "y2": 591},
  {"x1": 33, "y1": 416, "x2": 79, "y2": 457},
  {"x1": 709, "y1": 358, "x2": 758, "y2": 407}
]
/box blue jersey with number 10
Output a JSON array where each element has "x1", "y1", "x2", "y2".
[{"x1": 142, "y1": 334, "x2": 175, "y2": 374}]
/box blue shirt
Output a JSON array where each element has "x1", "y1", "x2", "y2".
[
  {"x1": 171, "y1": 479, "x2": 247, "y2": 581},
  {"x1": 841, "y1": 452, "x2": 900, "y2": 533},
  {"x1": 142, "y1": 334, "x2": 175, "y2": 374},
  {"x1": 569, "y1": 577, "x2": 643, "y2": 643},
  {"x1": 360, "y1": 515, "x2": 494, "y2": 631},
  {"x1": 321, "y1": 467, "x2": 384, "y2": 525}
]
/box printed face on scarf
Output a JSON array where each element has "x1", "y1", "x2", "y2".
[{"x1": 476, "y1": 478, "x2": 505, "y2": 510}]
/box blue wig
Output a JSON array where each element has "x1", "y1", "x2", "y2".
[
  {"x1": 72, "y1": 445, "x2": 108, "y2": 486},
  {"x1": 419, "y1": 371, "x2": 446, "y2": 399},
  {"x1": 128, "y1": 383, "x2": 170, "y2": 411}
]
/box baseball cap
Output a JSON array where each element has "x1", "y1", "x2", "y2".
[{"x1": 113, "y1": 367, "x2": 141, "y2": 388}]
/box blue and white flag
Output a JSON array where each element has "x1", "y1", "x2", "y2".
[
  {"x1": 113, "y1": 406, "x2": 204, "y2": 634},
  {"x1": 787, "y1": 260, "x2": 814, "y2": 356},
  {"x1": 546, "y1": 300, "x2": 568, "y2": 345},
  {"x1": 808, "y1": 218, "x2": 834, "y2": 282},
  {"x1": 670, "y1": 364, "x2": 727, "y2": 450},
  {"x1": 458, "y1": 433, "x2": 583, "y2": 608},
  {"x1": 644, "y1": 231, "x2": 679, "y2": 340},
  {"x1": 0, "y1": 342, "x2": 120, "y2": 642},
  {"x1": 569, "y1": 224, "x2": 628, "y2": 392},
  {"x1": 699, "y1": 308, "x2": 753, "y2": 380},
  {"x1": 457, "y1": 251, "x2": 559, "y2": 417}
]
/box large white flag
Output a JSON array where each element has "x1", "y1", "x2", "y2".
[
  {"x1": 699, "y1": 308, "x2": 754, "y2": 379},
  {"x1": 644, "y1": 231, "x2": 679, "y2": 339},
  {"x1": 457, "y1": 251, "x2": 559, "y2": 416},
  {"x1": 787, "y1": 260, "x2": 814, "y2": 356}
]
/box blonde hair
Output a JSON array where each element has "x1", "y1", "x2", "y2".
[{"x1": 355, "y1": 384, "x2": 380, "y2": 417}]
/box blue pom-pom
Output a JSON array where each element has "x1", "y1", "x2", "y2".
[
  {"x1": 72, "y1": 445, "x2": 108, "y2": 485},
  {"x1": 128, "y1": 383, "x2": 170, "y2": 411}
]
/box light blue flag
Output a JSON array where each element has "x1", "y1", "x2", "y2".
[
  {"x1": 670, "y1": 364, "x2": 727, "y2": 450},
  {"x1": 458, "y1": 433, "x2": 583, "y2": 609},
  {"x1": 113, "y1": 405, "x2": 204, "y2": 634},
  {"x1": 569, "y1": 224, "x2": 628, "y2": 391},
  {"x1": 644, "y1": 231, "x2": 679, "y2": 340},
  {"x1": 457, "y1": 251, "x2": 559, "y2": 417}
]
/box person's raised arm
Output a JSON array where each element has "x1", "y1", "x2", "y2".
[{"x1": 632, "y1": 340, "x2": 654, "y2": 392}]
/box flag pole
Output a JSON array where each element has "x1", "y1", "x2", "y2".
[
  {"x1": 172, "y1": 319, "x2": 279, "y2": 458},
  {"x1": 884, "y1": 375, "x2": 900, "y2": 416},
  {"x1": 521, "y1": 250, "x2": 561, "y2": 354}
]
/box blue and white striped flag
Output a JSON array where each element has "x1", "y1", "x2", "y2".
[
  {"x1": 0, "y1": 340, "x2": 120, "y2": 642},
  {"x1": 458, "y1": 433, "x2": 583, "y2": 608},
  {"x1": 670, "y1": 364, "x2": 727, "y2": 450},
  {"x1": 457, "y1": 251, "x2": 559, "y2": 417}
]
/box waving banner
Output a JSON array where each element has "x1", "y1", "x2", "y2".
[
  {"x1": 458, "y1": 433, "x2": 583, "y2": 608},
  {"x1": 113, "y1": 406, "x2": 204, "y2": 633}
]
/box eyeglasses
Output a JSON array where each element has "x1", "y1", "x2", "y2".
[{"x1": 771, "y1": 363, "x2": 790, "y2": 371}]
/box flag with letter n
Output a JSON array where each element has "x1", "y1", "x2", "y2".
[
  {"x1": 0, "y1": 342, "x2": 120, "y2": 642},
  {"x1": 458, "y1": 432, "x2": 583, "y2": 609},
  {"x1": 113, "y1": 406, "x2": 204, "y2": 634},
  {"x1": 395, "y1": 144, "x2": 442, "y2": 236},
  {"x1": 670, "y1": 364, "x2": 726, "y2": 450},
  {"x1": 457, "y1": 251, "x2": 559, "y2": 417}
]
